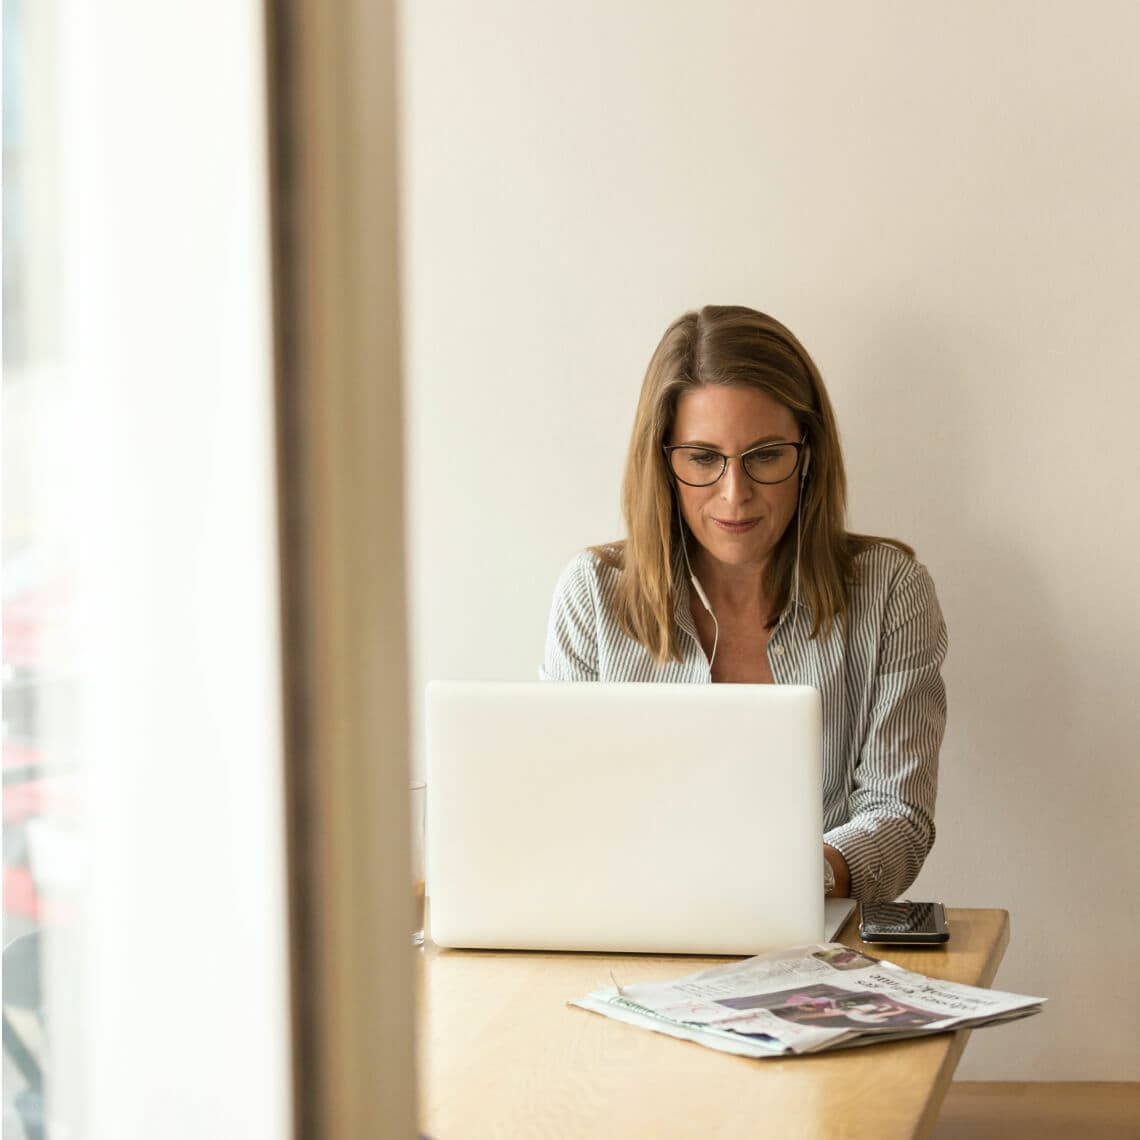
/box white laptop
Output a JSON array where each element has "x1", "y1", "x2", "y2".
[{"x1": 425, "y1": 681, "x2": 855, "y2": 955}]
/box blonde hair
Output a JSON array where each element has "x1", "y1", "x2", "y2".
[{"x1": 594, "y1": 305, "x2": 912, "y2": 663}]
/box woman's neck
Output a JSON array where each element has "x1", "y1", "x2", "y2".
[{"x1": 690, "y1": 549, "x2": 773, "y2": 616}]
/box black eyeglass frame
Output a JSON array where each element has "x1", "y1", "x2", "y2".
[{"x1": 662, "y1": 437, "x2": 808, "y2": 487}]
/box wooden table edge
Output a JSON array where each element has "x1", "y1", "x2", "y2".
[{"x1": 909, "y1": 909, "x2": 1011, "y2": 1140}]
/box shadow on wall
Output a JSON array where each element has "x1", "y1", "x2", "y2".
[
  {"x1": 839, "y1": 310, "x2": 1100, "y2": 899},
  {"x1": 841, "y1": 309, "x2": 1140, "y2": 1076}
]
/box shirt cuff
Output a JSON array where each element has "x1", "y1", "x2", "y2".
[{"x1": 824, "y1": 820, "x2": 889, "y2": 901}]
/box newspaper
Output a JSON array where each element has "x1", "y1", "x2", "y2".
[{"x1": 570, "y1": 943, "x2": 1044, "y2": 1058}]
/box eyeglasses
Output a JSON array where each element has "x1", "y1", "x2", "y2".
[{"x1": 663, "y1": 439, "x2": 807, "y2": 487}]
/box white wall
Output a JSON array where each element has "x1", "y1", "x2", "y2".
[{"x1": 402, "y1": 1, "x2": 1140, "y2": 1079}]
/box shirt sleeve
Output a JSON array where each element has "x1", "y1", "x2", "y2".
[
  {"x1": 539, "y1": 553, "x2": 601, "y2": 682},
  {"x1": 824, "y1": 558, "x2": 948, "y2": 900}
]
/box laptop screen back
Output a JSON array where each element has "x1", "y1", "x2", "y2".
[{"x1": 427, "y1": 680, "x2": 824, "y2": 955}]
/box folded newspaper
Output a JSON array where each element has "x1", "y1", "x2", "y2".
[{"x1": 570, "y1": 943, "x2": 1044, "y2": 1058}]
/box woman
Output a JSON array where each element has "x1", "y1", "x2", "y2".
[{"x1": 541, "y1": 305, "x2": 947, "y2": 901}]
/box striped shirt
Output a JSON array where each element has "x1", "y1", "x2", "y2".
[{"x1": 540, "y1": 542, "x2": 948, "y2": 901}]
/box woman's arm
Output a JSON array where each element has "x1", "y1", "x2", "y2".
[
  {"x1": 540, "y1": 553, "x2": 602, "y2": 682},
  {"x1": 824, "y1": 559, "x2": 948, "y2": 899}
]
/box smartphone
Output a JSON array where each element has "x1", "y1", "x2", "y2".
[{"x1": 859, "y1": 901, "x2": 950, "y2": 945}]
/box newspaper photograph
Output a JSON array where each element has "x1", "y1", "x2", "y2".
[{"x1": 570, "y1": 943, "x2": 1044, "y2": 1058}]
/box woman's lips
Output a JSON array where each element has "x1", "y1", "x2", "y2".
[{"x1": 711, "y1": 517, "x2": 760, "y2": 533}]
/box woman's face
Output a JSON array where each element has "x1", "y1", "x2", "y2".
[{"x1": 669, "y1": 385, "x2": 802, "y2": 573}]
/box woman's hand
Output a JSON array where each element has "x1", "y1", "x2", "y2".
[{"x1": 824, "y1": 844, "x2": 851, "y2": 897}]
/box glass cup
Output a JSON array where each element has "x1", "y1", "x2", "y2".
[{"x1": 410, "y1": 781, "x2": 426, "y2": 946}]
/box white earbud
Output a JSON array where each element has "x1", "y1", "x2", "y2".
[
  {"x1": 690, "y1": 573, "x2": 713, "y2": 615},
  {"x1": 793, "y1": 450, "x2": 808, "y2": 612}
]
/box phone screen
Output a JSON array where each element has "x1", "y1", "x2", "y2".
[{"x1": 861, "y1": 902, "x2": 947, "y2": 935}]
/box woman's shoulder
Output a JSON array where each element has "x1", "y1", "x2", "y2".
[
  {"x1": 849, "y1": 538, "x2": 937, "y2": 595},
  {"x1": 552, "y1": 542, "x2": 625, "y2": 598},
  {"x1": 851, "y1": 537, "x2": 917, "y2": 574}
]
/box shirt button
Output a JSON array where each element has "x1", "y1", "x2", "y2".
[{"x1": 772, "y1": 644, "x2": 784, "y2": 656}]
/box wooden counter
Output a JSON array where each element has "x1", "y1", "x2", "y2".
[{"x1": 418, "y1": 908, "x2": 1010, "y2": 1140}]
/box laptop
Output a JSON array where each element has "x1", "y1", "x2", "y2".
[{"x1": 426, "y1": 681, "x2": 855, "y2": 955}]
